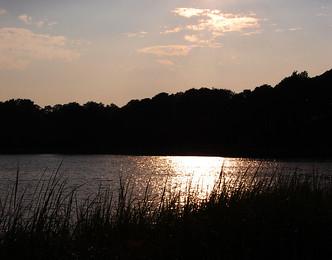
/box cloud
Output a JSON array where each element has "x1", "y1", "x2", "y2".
[
  {"x1": 139, "y1": 45, "x2": 192, "y2": 57},
  {"x1": 157, "y1": 59, "x2": 174, "y2": 66},
  {"x1": 243, "y1": 30, "x2": 262, "y2": 36},
  {"x1": 288, "y1": 27, "x2": 302, "y2": 31},
  {"x1": 0, "y1": 27, "x2": 80, "y2": 70},
  {"x1": 200, "y1": 12, "x2": 259, "y2": 34},
  {"x1": 48, "y1": 22, "x2": 58, "y2": 27},
  {"x1": 173, "y1": 8, "x2": 259, "y2": 34},
  {"x1": 316, "y1": 12, "x2": 329, "y2": 17},
  {"x1": 161, "y1": 27, "x2": 182, "y2": 34},
  {"x1": 275, "y1": 28, "x2": 284, "y2": 33},
  {"x1": 125, "y1": 31, "x2": 147, "y2": 38},
  {"x1": 141, "y1": 8, "x2": 259, "y2": 59},
  {"x1": 170, "y1": 8, "x2": 259, "y2": 48},
  {"x1": 18, "y1": 14, "x2": 57, "y2": 28},
  {"x1": 173, "y1": 8, "x2": 207, "y2": 18},
  {"x1": 35, "y1": 20, "x2": 46, "y2": 28},
  {"x1": 183, "y1": 34, "x2": 221, "y2": 48},
  {"x1": 0, "y1": 9, "x2": 7, "y2": 16},
  {"x1": 0, "y1": 56, "x2": 29, "y2": 71},
  {"x1": 184, "y1": 34, "x2": 199, "y2": 43},
  {"x1": 275, "y1": 27, "x2": 302, "y2": 33},
  {"x1": 18, "y1": 14, "x2": 32, "y2": 24}
]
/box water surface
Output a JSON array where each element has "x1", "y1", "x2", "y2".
[{"x1": 0, "y1": 155, "x2": 331, "y2": 201}]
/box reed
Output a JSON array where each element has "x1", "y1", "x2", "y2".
[{"x1": 0, "y1": 167, "x2": 331, "y2": 259}]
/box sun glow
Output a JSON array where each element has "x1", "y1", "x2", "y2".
[{"x1": 167, "y1": 156, "x2": 224, "y2": 199}]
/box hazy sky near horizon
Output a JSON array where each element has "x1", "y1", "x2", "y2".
[{"x1": 0, "y1": 0, "x2": 331, "y2": 106}]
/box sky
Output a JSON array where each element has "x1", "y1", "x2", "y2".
[{"x1": 0, "y1": 0, "x2": 331, "y2": 106}]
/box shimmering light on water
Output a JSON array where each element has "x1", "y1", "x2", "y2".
[
  {"x1": 0, "y1": 155, "x2": 331, "y2": 202},
  {"x1": 166, "y1": 156, "x2": 224, "y2": 199}
]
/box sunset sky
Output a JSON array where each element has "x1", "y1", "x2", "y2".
[{"x1": 0, "y1": 0, "x2": 331, "y2": 106}]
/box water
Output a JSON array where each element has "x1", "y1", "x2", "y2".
[{"x1": 0, "y1": 155, "x2": 331, "y2": 201}]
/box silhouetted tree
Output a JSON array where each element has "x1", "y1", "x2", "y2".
[{"x1": 1, "y1": 68, "x2": 332, "y2": 157}]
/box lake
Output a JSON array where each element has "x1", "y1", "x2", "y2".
[{"x1": 0, "y1": 155, "x2": 331, "y2": 201}]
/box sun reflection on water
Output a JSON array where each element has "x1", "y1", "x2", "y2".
[
  {"x1": 0, "y1": 155, "x2": 326, "y2": 205},
  {"x1": 165, "y1": 156, "x2": 224, "y2": 199}
]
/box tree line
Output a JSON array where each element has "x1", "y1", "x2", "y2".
[{"x1": 1, "y1": 69, "x2": 332, "y2": 157}]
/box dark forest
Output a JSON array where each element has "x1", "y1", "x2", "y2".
[{"x1": 1, "y1": 69, "x2": 332, "y2": 157}]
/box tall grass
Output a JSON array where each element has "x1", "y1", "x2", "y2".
[{"x1": 0, "y1": 167, "x2": 331, "y2": 259}]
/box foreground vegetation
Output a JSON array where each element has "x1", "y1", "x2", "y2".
[{"x1": 0, "y1": 169, "x2": 331, "y2": 259}]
